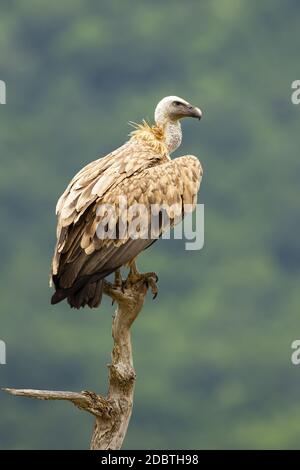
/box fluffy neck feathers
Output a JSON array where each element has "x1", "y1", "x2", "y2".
[{"x1": 130, "y1": 119, "x2": 182, "y2": 155}]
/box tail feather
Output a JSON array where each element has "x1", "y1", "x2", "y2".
[
  {"x1": 51, "y1": 268, "x2": 115, "y2": 310},
  {"x1": 51, "y1": 278, "x2": 104, "y2": 309},
  {"x1": 51, "y1": 288, "x2": 70, "y2": 305},
  {"x1": 88, "y1": 279, "x2": 103, "y2": 308},
  {"x1": 67, "y1": 280, "x2": 103, "y2": 309}
]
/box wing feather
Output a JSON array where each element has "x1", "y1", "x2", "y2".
[{"x1": 51, "y1": 154, "x2": 202, "y2": 290}]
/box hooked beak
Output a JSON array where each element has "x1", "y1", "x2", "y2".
[{"x1": 188, "y1": 105, "x2": 202, "y2": 120}]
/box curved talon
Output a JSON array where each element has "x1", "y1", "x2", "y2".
[
  {"x1": 139, "y1": 273, "x2": 158, "y2": 300},
  {"x1": 125, "y1": 269, "x2": 159, "y2": 300},
  {"x1": 145, "y1": 276, "x2": 158, "y2": 299}
]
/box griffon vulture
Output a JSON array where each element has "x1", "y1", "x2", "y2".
[{"x1": 51, "y1": 96, "x2": 203, "y2": 309}]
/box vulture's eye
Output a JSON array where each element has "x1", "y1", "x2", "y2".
[{"x1": 173, "y1": 101, "x2": 182, "y2": 106}]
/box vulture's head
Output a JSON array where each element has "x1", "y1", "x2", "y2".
[{"x1": 154, "y1": 96, "x2": 202, "y2": 126}]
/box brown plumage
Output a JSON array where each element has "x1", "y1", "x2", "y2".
[{"x1": 50, "y1": 96, "x2": 203, "y2": 309}]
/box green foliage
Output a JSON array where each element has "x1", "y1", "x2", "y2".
[{"x1": 1, "y1": 0, "x2": 300, "y2": 449}]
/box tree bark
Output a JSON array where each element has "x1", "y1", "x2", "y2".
[{"x1": 3, "y1": 277, "x2": 152, "y2": 450}]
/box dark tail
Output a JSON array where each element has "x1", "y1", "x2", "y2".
[{"x1": 51, "y1": 278, "x2": 103, "y2": 309}]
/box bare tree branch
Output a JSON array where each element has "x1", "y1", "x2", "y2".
[
  {"x1": 2, "y1": 275, "x2": 156, "y2": 450},
  {"x1": 2, "y1": 388, "x2": 113, "y2": 418}
]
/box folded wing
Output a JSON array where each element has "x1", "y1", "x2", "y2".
[{"x1": 51, "y1": 151, "x2": 202, "y2": 308}]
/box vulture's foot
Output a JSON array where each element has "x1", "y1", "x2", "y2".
[{"x1": 125, "y1": 270, "x2": 159, "y2": 299}]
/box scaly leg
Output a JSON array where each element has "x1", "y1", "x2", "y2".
[
  {"x1": 114, "y1": 268, "x2": 123, "y2": 288},
  {"x1": 110, "y1": 269, "x2": 123, "y2": 305}
]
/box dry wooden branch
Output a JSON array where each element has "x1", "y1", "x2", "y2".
[{"x1": 3, "y1": 276, "x2": 153, "y2": 450}]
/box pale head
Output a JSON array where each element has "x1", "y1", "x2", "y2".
[{"x1": 154, "y1": 96, "x2": 202, "y2": 126}]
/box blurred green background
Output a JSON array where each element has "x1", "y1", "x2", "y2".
[{"x1": 1, "y1": 0, "x2": 300, "y2": 449}]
